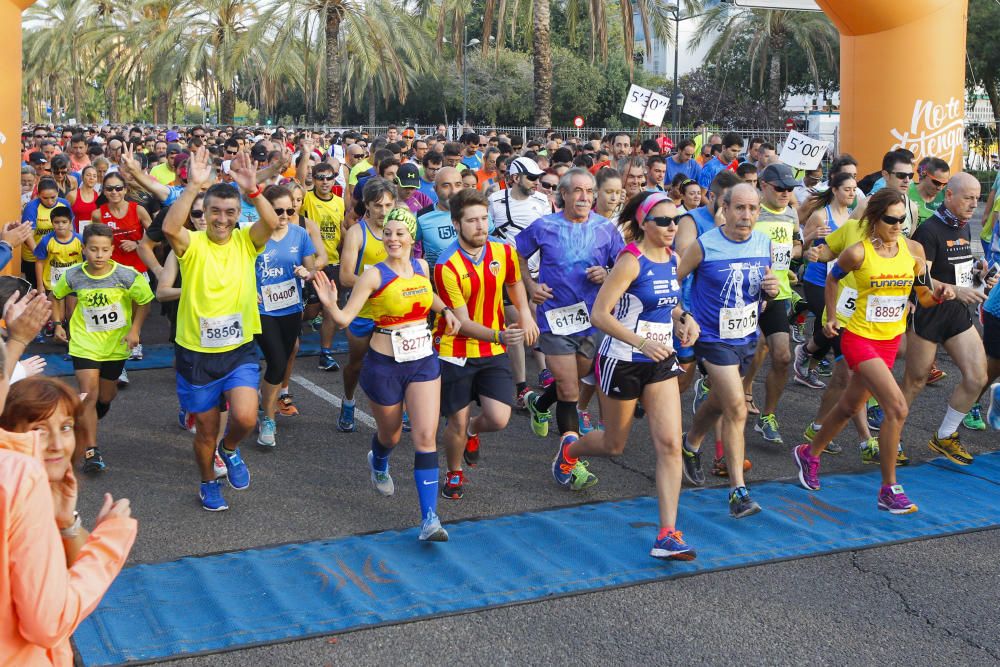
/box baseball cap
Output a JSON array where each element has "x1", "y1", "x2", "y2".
[
  {"x1": 760, "y1": 163, "x2": 798, "y2": 189},
  {"x1": 508, "y1": 156, "x2": 545, "y2": 177},
  {"x1": 28, "y1": 151, "x2": 47, "y2": 164},
  {"x1": 166, "y1": 142, "x2": 183, "y2": 154},
  {"x1": 250, "y1": 143, "x2": 268, "y2": 162},
  {"x1": 165, "y1": 130, "x2": 180, "y2": 142},
  {"x1": 395, "y1": 163, "x2": 421, "y2": 189}
]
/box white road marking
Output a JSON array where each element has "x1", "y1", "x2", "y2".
[{"x1": 290, "y1": 375, "x2": 377, "y2": 430}]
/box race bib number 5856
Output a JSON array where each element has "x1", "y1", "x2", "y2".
[{"x1": 200, "y1": 313, "x2": 244, "y2": 348}]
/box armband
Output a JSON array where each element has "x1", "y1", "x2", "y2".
[
  {"x1": 830, "y1": 263, "x2": 848, "y2": 281},
  {"x1": 247, "y1": 186, "x2": 263, "y2": 199}
]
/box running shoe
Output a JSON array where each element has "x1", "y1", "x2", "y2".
[
  {"x1": 692, "y1": 376, "x2": 710, "y2": 415},
  {"x1": 792, "y1": 343, "x2": 811, "y2": 383},
  {"x1": 33, "y1": 331, "x2": 46, "y2": 344},
  {"x1": 128, "y1": 343, "x2": 143, "y2": 361},
  {"x1": 650, "y1": 530, "x2": 696, "y2": 561},
  {"x1": 337, "y1": 402, "x2": 356, "y2": 432},
  {"x1": 402, "y1": 411, "x2": 412, "y2": 433},
  {"x1": 681, "y1": 434, "x2": 705, "y2": 486},
  {"x1": 199, "y1": 480, "x2": 229, "y2": 512},
  {"x1": 962, "y1": 404, "x2": 986, "y2": 431},
  {"x1": 463, "y1": 433, "x2": 481, "y2": 467},
  {"x1": 803, "y1": 423, "x2": 842, "y2": 455},
  {"x1": 755, "y1": 413, "x2": 784, "y2": 444},
  {"x1": 745, "y1": 393, "x2": 761, "y2": 416},
  {"x1": 928, "y1": 432, "x2": 973, "y2": 465},
  {"x1": 793, "y1": 444, "x2": 821, "y2": 491},
  {"x1": 552, "y1": 432, "x2": 579, "y2": 486},
  {"x1": 538, "y1": 368, "x2": 555, "y2": 388},
  {"x1": 213, "y1": 451, "x2": 228, "y2": 478},
  {"x1": 418, "y1": 511, "x2": 449, "y2": 541},
  {"x1": 866, "y1": 399, "x2": 884, "y2": 432},
  {"x1": 926, "y1": 364, "x2": 946, "y2": 385},
  {"x1": 178, "y1": 408, "x2": 197, "y2": 433},
  {"x1": 877, "y1": 484, "x2": 918, "y2": 514},
  {"x1": 794, "y1": 368, "x2": 826, "y2": 390},
  {"x1": 989, "y1": 383, "x2": 1000, "y2": 430},
  {"x1": 729, "y1": 486, "x2": 762, "y2": 518},
  {"x1": 569, "y1": 460, "x2": 598, "y2": 491},
  {"x1": 515, "y1": 386, "x2": 533, "y2": 411},
  {"x1": 578, "y1": 410, "x2": 595, "y2": 434},
  {"x1": 219, "y1": 446, "x2": 250, "y2": 489},
  {"x1": 82, "y1": 447, "x2": 106, "y2": 473},
  {"x1": 318, "y1": 351, "x2": 341, "y2": 372},
  {"x1": 896, "y1": 442, "x2": 909, "y2": 466},
  {"x1": 367, "y1": 451, "x2": 395, "y2": 496},
  {"x1": 441, "y1": 469, "x2": 464, "y2": 499},
  {"x1": 710, "y1": 456, "x2": 753, "y2": 478},
  {"x1": 310, "y1": 315, "x2": 323, "y2": 331},
  {"x1": 526, "y1": 391, "x2": 551, "y2": 437},
  {"x1": 117, "y1": 368, "x2": 129, "y2": 387},
  {"x1": 278, "y1": 394, "x2": 300, "y2": 417},
  {"x1": 816, "y1": 358, "x2": 833, "y2": 377},
  {"x1": 859, "y1": 437, "x2": 880, "y2": 464},
  {"x1": 790, "y1": 321, "x2": 806, "y2": 344},
  {"x1": 257, "y1": 416, "x2": 277, "y2": 448}
]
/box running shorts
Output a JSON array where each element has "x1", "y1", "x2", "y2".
[
  {"x1": 983, "y1": 310, "x2": 1000, "y2": 360},
  {"x1": 693, "y1": 339, "x2": 757, "y2": 375},
  {"x1": 359, "y1": 348, "x2": 440, "y2": 406},
  {"x1": 595, "y1": 353, "x2": 682, "y2": 401},
  {"x1": 840, "y1": 329, "x2": 901, "y2": 372},
  {"x1": 912, "y1": 301, "x2": 973, "y2": 345},
  {"x1": 175, "y1": 342, "x2": 260, "y2": 414},
  {"x1": 71, "y1": 356, "x2": 126, "y2": 382},
  {"x1": 255, "y1": 312, "x2": 301, "y2": 385},
  {"x1": 439, "y1": 354, "x2": 515, "y2": 415},
  {"x1": 537, "y1": 331, "x2": 598, "y2": 359},
  {"x1": 759, "y1": 298, "x2": 791, "y2": 338},
  {"x1": 348, "y1": 316, "x2": 375, "y2": 338}
]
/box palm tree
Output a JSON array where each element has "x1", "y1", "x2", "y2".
[
  {"x1": 23, "y1": 0, "x2": 92, "y2": 121},
  {"x1": 532, "y1": 0, "x2": 551, "y2": 126},
  {"x1": 689, "y1": 2, "x2": 838, "y2": 124}
]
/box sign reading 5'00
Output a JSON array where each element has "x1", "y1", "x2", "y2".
[{"x1": 778, "y1": 130, "x2": 831, "y2": 171}]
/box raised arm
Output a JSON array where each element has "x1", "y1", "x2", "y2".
[
  {"x1": 229, "y1": 150, "x2": 279, "y2": 250},
  {"x1": 162, "y1": 146, "x2": 213, "y2": 257}
]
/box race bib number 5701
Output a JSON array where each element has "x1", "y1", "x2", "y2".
[{"x1": 719, "y1": 304, "x2": 758, "y2": 339}]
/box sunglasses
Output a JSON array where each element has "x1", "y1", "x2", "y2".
[
  {"x1": 771, "y1": 185, "x2": 795, "y2": 193},
  {"x1": 891, "y1": 171, "x2": 914, "y2": 181},
  {"x1": 881, "y1": 214, "x2": 906, "y2": 226},
  {"x1": 33, "y1": 134, "x2": 45, "y2": 139},
  {"x1": 539, "y1": 181, "x2": 558, "y2": 190},
  {"x1": 524, "y1": 173, "x2": 540, "y2": 181},
  {"x1": 272, "y1": 208, "x2": 296, "y2": 217},
  {"x1": 225, "y1": 149, "x2": 239, "y2": 156},
  {"x1": 348, "y1": 153, "x2": 363, "y2": 159},
  {"x1": 314, "y1": 175, "x2": 335, "y2": 181},
  {"x1": 930, "y1": 177, "x2": 948, "y2": 188},
  {"x1": 190, "y1": 209, "x2": 204, "y2": 219},
  {"x1": 104, "y1": 185, "x2": 126, "y2": 192},
  {"x1": 648, "y1": 215, "x2": 679, "y2": 227}
]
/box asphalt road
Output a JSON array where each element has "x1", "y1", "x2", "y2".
[{"x1": 44, "y1": 207, "x2": 1000, "y2": 666}]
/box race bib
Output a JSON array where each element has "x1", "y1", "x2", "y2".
[
  {"x1": 83, "y1": 302, "x2": 125, "y2": 333},
  {"x1": 390, "y1": 325, "x2": 433, "y2": 362},
  {"x1": 836, "y1": 287, "x2": 858, "y2": 319},
  {"x1": 866, "y1": 295, "x2": 907, "y2": 323},
  {"x1": 772, "y1": 242, "x2": 793, "y2": 271},
  {"x1": 439, "y1": 355, "x2": 468, "y2": 367},
  {"x1": 261, "y1": 279, "x2": 300, "y2": 312},
  {"x1": 545, "y1": 301, "x2": 591, "y2": 335},
  {"x1": 49, "y1": 265, "x2": 67, "y2": 286},
  {"x1": 634, "y1": 319, "x2": 674, "y2": 353},
  {"x1": 954, "y1": 260, "x2": 974, "y2": 289},
  {"x1": 719, "y1": 303, "x2": 758, "y2": 340},
  {"x1": 200, "y1": 313, "x2": 244, "y2": 348}
]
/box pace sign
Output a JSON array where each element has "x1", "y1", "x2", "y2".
[
  {"x1": 621, "y1": 84, "x2": 669, "y2": 127},
  {"x1": 778, "y1": 130, "x2": 830, "y2": 171}
]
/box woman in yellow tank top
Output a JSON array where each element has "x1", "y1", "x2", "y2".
[
  {"x1": 792, "y1": 189, "x2": 955, "y2": 514},
  {"x1": 314, "y1": 214, "x2": 460, "y2": 542}
]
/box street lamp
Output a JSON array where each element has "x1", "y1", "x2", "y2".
[
  {"x1": 667, "y1": 2, "x2": 707, "y2": 128},
  {"x1": 462, "y1": 31, "x2": 481, "y2": 129},
  {"x1": 675, "y1": 91, "x2": 685, "y2": 126}
]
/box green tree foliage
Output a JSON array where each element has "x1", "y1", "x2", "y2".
[{"x1": 967, "y1": 0, "x2": 1000, "y2": 122}]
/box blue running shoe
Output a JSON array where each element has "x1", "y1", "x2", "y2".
[
  {"x1": 419, "y1": 511, "x2": 449, "y2": 541},
  {"x1": 199, "y1": 480, "x2": 229, "y2": 511},
  {"x1": 318, "y1": 350, "x2": 341, "y2": 371},
  {"x1": 402, "y1": 410, "x2": 412, "y2": 433},
  {"x1": 988, "y1": 383, "x2": 1000, "y2": 430},
  {"x1": 538, "y1": 368, "x2": 555, "y2": 388},
  {"x1": 578, "y1": 410, "x2": 594, "y2": 434},
  {"x1": 867, "y1": 400, "x2": 884, "y2": 432},
  {"x1": 338, "y1": 401, "x2": 356, "y2": 432},
  {"x1": 552, "y1": 432, "x2": 579, "y2": 486},
  {"x1": 219, "y1": 445, "x2": 250, "y2": 489},
  {"x1": 650, "y1": 530, "x2": 696, "y2": 561},
  {"x1": 81, "y1": 447, "x2": 106, "y2": 473}
]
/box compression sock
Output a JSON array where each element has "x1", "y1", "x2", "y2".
[
  {"x1": 370, "y1": 434, "x2": 392, "y2": 473},
  {"x1": 937, "y1": 406, "x2": 966, "y2": 439},
  {"x1": 556, "y1": 400, "x2": 578, "y2": 435},
  {"x1": 535, "y1": 383, "x2": 558, "y2": 412},
  {"x1": 413, "y1": 451, "x2": 439, "y2": 520}
]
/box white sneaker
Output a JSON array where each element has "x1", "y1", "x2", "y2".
[
  {"x1": 129, "y1": 343, "x2": 144, "y2": 360},
  {"x1": 117, "y1": 368, "x2": 129, "y2": 386},
  {"x1": 213, "y1": 452, "x2": 228, "y2": 478}
]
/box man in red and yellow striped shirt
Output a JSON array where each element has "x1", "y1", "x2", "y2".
[{"x1": 433, "y1": 189, "x2": 538, "y2": 500}]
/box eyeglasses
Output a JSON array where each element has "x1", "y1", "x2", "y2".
[
  {"x1": 930, "y1": 177, "x2": 948, "y2": 188},
  {"x1": 104, "y1": 185, "x2": 126, "y2": 192},
  {"x1": 880, "y1": 214, "x2": 906, "y2": 226},
  {"x1": 272, "y1": 208, "x2": 296, "y2": 217},
  {"x1": 190, "y1": 209, "x2": 204, "y2": 219},
  {"x1": 314, "y1": 175, "x2": 335, "y2": 182},
  {"x1": 891, "y1": 171, "x2": 914, "y2": 181},
  {"x1": 648, "y1": 215, "x2": 679, "y2": 227},
  {"x1": 33, "y1": 134, "x2": 45, "y2": 139},
  {"x1": 539, "y1": 181, "x2": 558, "y2": 190}
]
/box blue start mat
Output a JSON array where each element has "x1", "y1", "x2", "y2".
[
  {"x1": 41, "y1": 331, "x2": 347, "y2": 377},
  {"x1": 73, "y1": 453, "x2": 1000, "y2": 666}
]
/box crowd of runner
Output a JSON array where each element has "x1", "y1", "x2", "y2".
[{"x1": 6, "y1": 122, "x2": 1000, "y2": 563}]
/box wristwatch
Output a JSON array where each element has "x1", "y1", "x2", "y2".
[{"x1": 59, "y1": 510, "x2": 82, "y2": 538}]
